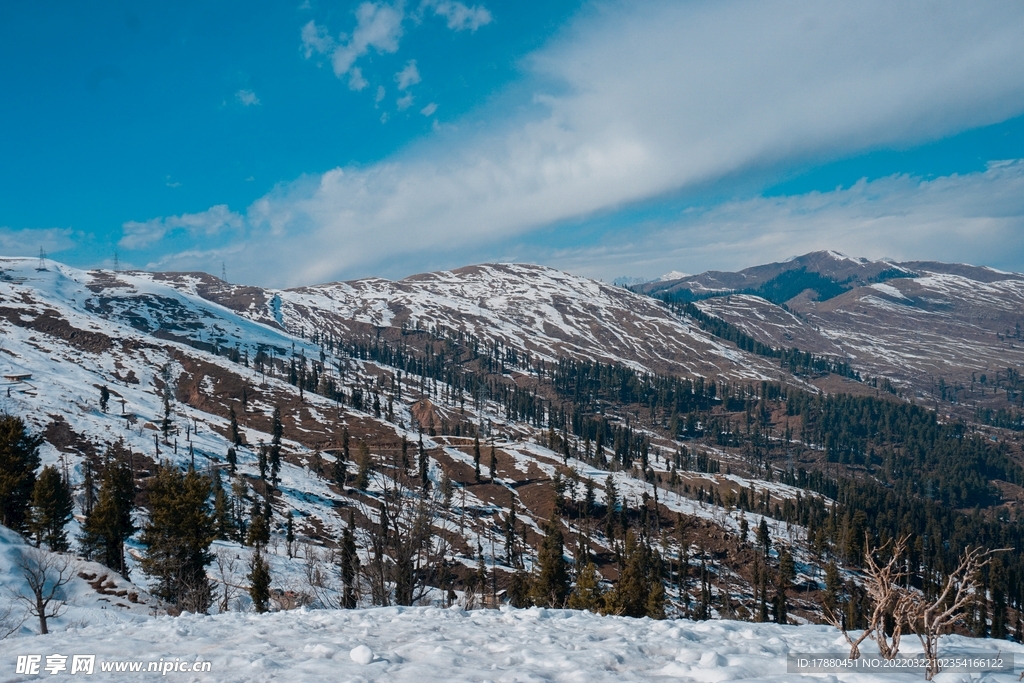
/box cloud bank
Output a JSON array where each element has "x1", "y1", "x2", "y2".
[{"x1": 131, "y1": 0, "x2": 1024, "y2": 286}]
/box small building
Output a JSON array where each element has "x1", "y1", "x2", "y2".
[{"x1": 3, "y1": 373, "x2": 32, "y2": 382}]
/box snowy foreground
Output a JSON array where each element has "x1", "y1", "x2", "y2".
[{"x1": 5, "y1": 606, "x2": 1024, "y2": 683}]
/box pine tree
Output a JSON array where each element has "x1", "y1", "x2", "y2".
[
  {"x1": 473, "y1": 435, "x2": 481, "y2": 483},
  {"x1": 140, "y1": 464, "x2": 216, "y2": 610},
  {"x1": 774, "y1": 548, "x2": 794, "y2": 624},
  {"x1": 489, "y1": 441, "x2": 497, "y2": 483},
  {"x1": 229, "y1": 406, "x2": 241, "y2": 446},
  {"x1": 418, "y1": 433, "x2": 429, "y2": 490},
  {"x1": 29, "y1": 465, "x2": 73, "y2": 551},
  {"x1": 212, "y1": 470, "x2": 233, "y2": 540},
  {"x1": 257, "y1": 443, "x2": 268, "y2": 481},
  {"x1": 161, "y1": 393, "x2": 172, "y2": 442},
  {"x1": 354, "y1": 442, "x2": 371, "y2": 490},
  {"x1": 226, "y1": 446, "x2": 237, "y2": 474},
  {"x1": 285, "y1": 510, "x2": 295, "y2": 558},
  {"x1": 757, "y1": 518, "x2": 771, "y2": 559},
  {"x1": 80, "y1": 455, "x2": 135, "y2": 577},
  {"x1": 604, "y1": 475, "x2": 619, "y2": 537},
  {"x1": 0, "y1": 413, "x2": 42, "y2": 532},
  {"x1": 339, "y1": 511, "x2": 359, "y2": 608},
  {"x1": 508, "y1": 570, "x2": 532, "y2": 608},
  {"x1": 568, "y1": 562, "x2": 604, "y2": 612},
  {"x1": 99, "y1": 385, "x2": 110, "y2": 413},
  {"x1": 248, "y1": 548, "x2": 271, "y2": 613},
  {"x1": 532, "y1": 513, "x2": 569, "y2": 607},
  {"x1": 332, "y1": 453, "x2": 347, "y2": 488},
  {"x1": 606, "y1": 530, "x2": 663, "y2": 618},
  {"x1": 247, "y1": 505, "x2": 270, "y2": 548},
  {"x1": 269, "y1": 406, "x2": 283, "y2": 485},
  {"x1": 823, "y1": 560, "x2": 842, "y2": 616}
]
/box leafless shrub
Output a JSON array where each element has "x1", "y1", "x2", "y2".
[
  {"x1": 904, "y1": 546, "x2": 1002, "y2": 680},
  {"x1": 0, "y1": 601, "x2": 25, "y2": 639},
  {"x1": 359, "y1": 465, "x2": 453, "y2": 607},
  {"x1": 824, "y1": 535, "x2": 915, "y2": 660},
  {"x1": 213, "y1": 548, "x2": 241, "y2": 613}
]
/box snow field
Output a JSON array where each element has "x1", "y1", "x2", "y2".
[{"x1": 5, "y1": 603, "x2": 1024, "y2": 682}]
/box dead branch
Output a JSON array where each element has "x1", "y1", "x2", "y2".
[{"x1": 905, "y1": 546, "x2": 1004, "y2": 680}]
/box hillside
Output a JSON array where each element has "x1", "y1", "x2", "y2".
[{"x1": 1, "y1": 252, "x2": 1024, "y2": 651}]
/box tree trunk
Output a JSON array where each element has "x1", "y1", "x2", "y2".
[{"x1": 35, "y1": 592, "x2": 47, "y2": 635}]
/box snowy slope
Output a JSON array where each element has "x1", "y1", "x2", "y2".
[{"x1": 161, "y1": 262, "x2": 785, "y2": 381}]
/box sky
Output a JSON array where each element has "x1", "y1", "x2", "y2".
[{"x1": 3, "y1": 1, "x2": 1024, "y2": 287}]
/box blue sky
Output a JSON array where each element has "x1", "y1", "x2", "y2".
[{"x1": 3, "y1": 1, "x2": 1024, "y2": 286}]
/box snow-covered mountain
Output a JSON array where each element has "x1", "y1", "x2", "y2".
[{"x1": 640, "y1": 251, "x2": 1024, "y2": 400}]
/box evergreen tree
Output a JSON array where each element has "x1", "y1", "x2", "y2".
[
  {"x1": 606, "y1": 530, "x2": 663, "y2": 618},
  {"x1": 99, "y1": 385, "x2": 110, "y2": 413},
  {"x1": 285, "y1": 510, "x2": 295, "y2": 558},
  {"x1": 604, "y1": 475, "x2": 618, "y2": 538},
  {"x1": 80, "y1": 456, "x2": 135, "y2": 577},
  {"x1": 774, "y1": 548, "x2": 794, "y2": 624},
  {"x1": 332, "y1": 453, "x2": 347, "y2": 488},
  {"x1": 161, "y1": 393, "x2": 172, "y2": 442},
  {"x1": 247, "y1": 504, "x2": 270, "y2": 548},
  {"x1": 823, "y1": 560, "x2": 842, "y2": 616},
  {"x1": 489, "y1": 441, "x2": 497, "y2": 483},
  {"x1": 82, "y1": 460, "x2": 96, "y2": 517},
  {"x1": 473, "y1": 435, "x2": 481, "y2": 483},
  {"x1": 568, "y1": 562, "x2": 604, "y2": 612},
  {"x1": 269, "y1": 406, "x2": 283, "y2": 484},
  {"x1": 226, "y1": 446, "x2": 237, "y2": 474},
  {"x1": 354, "y1": 442, "x2": 371, "y2": 490},
  {"x1": 532, "y1": 513, "x2": 569, "y2": 607},
  {"x1": 757, "y1": 518, "x2": 771, "y2": 559},
  {"x1": 212, "y1": 470, "x2": 233, "y2": 540},
  {"x1": 140, "y1": 464, "x2": 216, "y2": 610},
  {"x1": 257, "y1": 443, "x2": 268, "y2": 481},
  {"x1": 508, "y1": 570, "x2": 533, "y2": 608},
  {"x1": 29, "y1": 465, "x2": 73, "y2": 551},
  {"x1": 229, "y1": 406, "x2": 242, "y2": 446},
  {"x1": 418, "y1": 433, "x2": 429, "y2": 490},
  {"x1": 339, "y1": 511, "x2": 359, "y2": 609},
  {"x1": 0, "y1": 413, "x2": 42, "y2": 532},
  {"x1": 248, "y1": 549, "x2": 271, "y2": 613}
]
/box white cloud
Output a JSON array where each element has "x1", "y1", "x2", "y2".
[
  {"x1": 424, "y1": 0, "x2": 492, "y2": 32},
  {"x1": 348, "y1": 67, "x2": 368, "y2": 91},
  {"x1": 0, "y1": 227, "x2": 77, "y2": 258},
  {"x1": 537, "y1": 161, "x2": 1024, "y2": 281},
  {"x1": 155, "y1": 1, "x2": 1024, "y2": 286},
  {"x1": 329, "y1": 2, "x2": 404, "y2": 77},
  {"x1": 300, "y1": 20, "x2": 335, "y2": 59},
  {"x1": 120, "y1": 205, "x2": 243, "y2": 251},
  {"x1": 235, "y1": 89, "x2": 260, "y2": 106},
  {"x1": 394, "y1": 60, "x2": 420, "y2": 90},
  {"x1": 396, "y1": 93, "x2": 414, "y2": 110},
  {"x1": 420, "y1": 102, "x2": 437, "y2": 116},
  {"x1": 375, "y1": 85, "x2": 386, "y2": 103}
]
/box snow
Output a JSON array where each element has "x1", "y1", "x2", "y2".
[{"x1": 5, "y1": 603, "x2": 1022, "y2": 681}]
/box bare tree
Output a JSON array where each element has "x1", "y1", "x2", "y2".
[
  {"x1": 823, "y1": 535, "x2": 915, "y2": 660},
  {"x1": 213, "y1": 548, "x2": 241, "y2": 613},
  {"x1": 360, "y1": 465, "x2": 452, "y2": 607},
  {"x1": 0, "y1": 602, "x2": 25, "y2": 640},
  {"x1": 905, "y1": 546, "x2": 999, "y2": 680},
  {"x1": 15, "y1": 547, "x2": 76, "y2": 634},
  {"x1": 301, "y1": 542, "x2": 343, "y2": 609}
]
